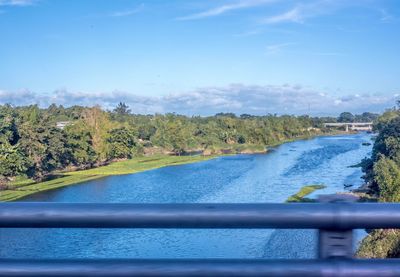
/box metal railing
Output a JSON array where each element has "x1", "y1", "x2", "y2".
[{"x1": 1, "y1": 201, "x2": 400, "y2": 276}]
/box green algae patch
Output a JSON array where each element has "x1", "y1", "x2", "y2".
[{"x1": 286, "y1": 184, "x2": 327, "y2": 203}]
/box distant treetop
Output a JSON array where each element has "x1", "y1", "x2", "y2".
[{"x1": 113, "y1": 102, "x2": 131, "y2": 115}]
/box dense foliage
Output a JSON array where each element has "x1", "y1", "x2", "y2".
[
  {"x1": 0, "y1": 103, "x2": 320, "y2": 184},
  {"x1": 357, "y1": 107, "x2": 400, "y2": 258},
  {"x1": 337, "y1": 112, "x2": 378, "y2": 123},
  {"x1": 0, "y1": 103, "x2": 374, "y2": 185},
  {"x1": 360, "y1": 108, "x2": 400, "y2": 201}
]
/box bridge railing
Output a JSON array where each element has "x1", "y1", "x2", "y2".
[{"x1": 1, "y1": 201, "x2": 400, "y2": 276}]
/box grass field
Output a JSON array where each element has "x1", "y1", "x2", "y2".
[{"x1": 2, "y1": 155, "x2": 217, "y2": 202}]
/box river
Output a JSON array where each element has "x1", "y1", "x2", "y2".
[{"x1": 0, "y1": 133, "x2": 372, "y2": 259}]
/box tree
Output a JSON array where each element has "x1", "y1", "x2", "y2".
[
  {"x1": 65, "y1": 122, "x2": 97, "y2": 167},
  {"x1": 0, "y1": 104, "x2": 19, "y2": 144},
  {"x1": 215, "y1": 112, "x2": 236, "y2": 118},
  {"x1": 82, "y1": 106, "x2": 112, "y2": 160},
  {"x1": 358, "y1": 112, "x2": 379, "y2": 122},
  {"x1": 138, "y1": 124, "x2": 156, "y2": 141},
  {"x1": 151, "y1": 115, "x2": 190, "y2": 155},
  {"x1": 17, "y1": 123, "x2": 47, "y2": 179},
  {"x1": 372, "y1": 116, "x2": 400, "y2": 162},
  {"x1": 17, "y1": 122, "x2": 70, "y2": 179},
  {"x1": 374, "y1": 110, "x2": 399, "y2": 133},
  {"x1": 240, "y1": 114, "x2": 254, "y2": 119},
  {"x1": 374, "y1": 156, "x2": 400, "y2": 202},
  {"x1": 107, "y1": 127, "x2": 137, "y2": 159},
  {"x1": 42, "y1": 127, "x2": 70, "y2": 172},
  {"x1": 338, "y1": 112, "x2": 355, "y2": 123},
  {"x1": 113, "y1": 102, "x2": 131, "y2": 115},
  {"x1": 355, "y1": 104, "x2": 400, "y2": 258},
  {"x1": 0, "y1": 141, "x2": 27, "y2": 183},
  {"x1": 237, "y1": 135, "x2": 246, "y2": 144}
]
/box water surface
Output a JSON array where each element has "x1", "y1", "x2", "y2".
[{"x1": 0, "y1": 133, "x2": 372, "y2": 259}]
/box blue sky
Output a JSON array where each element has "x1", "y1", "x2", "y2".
[{"x1": 0, "y1": 0, "x2": 399, "y2": 115}]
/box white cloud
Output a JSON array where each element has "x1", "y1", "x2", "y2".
[
  {"x1": 264, "y1": 43, "x2": 343, "y2": 57},
  {"x1": 260, "y1": 0, "x2": 366, "y2": 25},
  {"x1": 0, "y1": 85, "x2": 397, "y2": 116},
  {"x1": 380, "y1": 9, "x2": 395, "y2": 23},
  {"x1": 109, "y1": 4, "x2": 144, "y2": 18},
  {"x1": 177, "y1": 0, "x2": 276, "y2": 20},
  {"x1": 265, "y1": 42, "x2": 295, "y2": 55},
  {"x1": 0, "y1": 0, "x2": 34, "y2": 6},
  {"x1": 234, "y1": 29, "x2": 263, "y2": 37},
  {"x1": 313, "y1": 52, "x2": 344, "y2": 56},
  {"x1": 262, "y1": 7, "x2": 303, "y2": 24}
]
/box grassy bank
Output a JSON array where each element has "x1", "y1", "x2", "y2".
[
  {"x1": 1, "y1": 132, "x2": 340, "y2": 202},
  {"x1": 286, "y1": 185, "x2": 326, "y2": 202},
  {"x1": 2, "y1": 155, "x2": 217, "y2": 202},
  {"x1": 0, "y1": 142, "x2": 281, "y2": 202}
]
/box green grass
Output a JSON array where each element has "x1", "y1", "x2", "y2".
[
  {"x1": 2, "y1": 155, "x2": 217, "y2": 202},
  {"x1": 286, "y1": 184, "x2": 327, "y2": 203},
  {"x1": 229, "y1": 144, "x2": 266, "y2": 153}
]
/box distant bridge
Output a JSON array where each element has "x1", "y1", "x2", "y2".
[{"x1": 323, "y1": 122, "x2": 373, "y2": 132}]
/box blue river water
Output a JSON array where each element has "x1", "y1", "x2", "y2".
[{"x1": 0, "y1": 133, "x2": 372, "y2": 259}]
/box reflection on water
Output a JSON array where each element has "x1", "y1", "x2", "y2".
[{"x1": 0, "y1": 133, "x2": 372, "y2": 259}]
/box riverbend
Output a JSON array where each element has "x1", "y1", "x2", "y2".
[{"x1": 0, "y1": 133, "x2": 372, "y2": 259}]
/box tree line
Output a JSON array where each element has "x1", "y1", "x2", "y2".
[
  {"x1": 0, "y1": 102, "x2": 377, "y2": 185},
  {"x1": 357, "y1": 105, "x2": 400, "y2": 258}
]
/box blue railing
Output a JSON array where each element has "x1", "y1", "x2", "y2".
[{"x1": 0, "y1": 201, "x2": 400, "y2": 276}]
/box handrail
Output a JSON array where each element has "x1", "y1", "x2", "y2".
[
  {"x1": 0, "y1": 259, "x2": 398, "y2": 276},
  {"x1": 1, "y1": 201, "x2": 400, "y2": 276},
  {"x1": 0, "y1": 202, "x2": 399, "y2": 229}
]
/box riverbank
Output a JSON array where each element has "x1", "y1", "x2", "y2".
[
  {"x1": 0, "y1": 132, "x2": 372, "y2": 259},
  {"x1": 2, "y1": 130, "x2": 348, "y2": 202},
  {"x1": 1, "y1": 144, "x2": 270, "y2": 202},
  {"x1": 2, "y1": 155, "x2": 218, "y2": 202}
]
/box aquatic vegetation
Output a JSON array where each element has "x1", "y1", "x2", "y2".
[{"x1": 286, "y1": 184, "x2": 326, "y2": 203}]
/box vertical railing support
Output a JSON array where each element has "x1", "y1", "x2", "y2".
[{"x1": 318, "y1": 194, "x2": 358, "y2": 259}]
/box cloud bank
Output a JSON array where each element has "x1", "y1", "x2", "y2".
[{"x1": 0, "y1": 84, "x2": 397, "y2": 116}]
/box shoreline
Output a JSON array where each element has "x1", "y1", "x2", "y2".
[
  {"x1": 2, "y1": 131, "x2": 351, "y2": 202},
  {"x1": 2, "y1": 155, "x2": 219, "y2": 202}
]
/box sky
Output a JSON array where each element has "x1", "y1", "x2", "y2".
[{"x1": 0, "y1": 0, "x2": 399, "y2": 116}]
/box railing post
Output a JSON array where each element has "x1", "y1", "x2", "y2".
[{"x1": 318, "y1": 194, "x2": 357, "y2": 259}]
